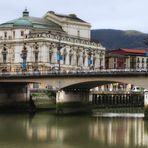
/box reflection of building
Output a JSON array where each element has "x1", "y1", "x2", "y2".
[
  {"x1": 0, "y1": 9, "x2": 105, "y2": 74},
  {"x1": 90, "y1": 118, "x2": 148, "y2": 147}
]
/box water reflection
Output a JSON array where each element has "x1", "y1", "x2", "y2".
[
  {"x1": 89, "y1": 117, "x2": 148, "y2": 147},
  {"x1": 0, "y1": 113, "x2": 148, "y2": 148}
]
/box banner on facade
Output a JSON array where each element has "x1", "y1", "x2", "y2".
[
  {"x1": 56, "y1": 53, "x2": 63, "y2": 61},
  {"x1": 88, "y1": 58, "x2": 92, "y2": 65},
  {"x1": 21, "y1": 63, "x2": 27, "y2": 69}
]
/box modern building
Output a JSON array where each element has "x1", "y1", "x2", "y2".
[{"x1": 0, "y1": 9, "x2": 105, "y2": 75}]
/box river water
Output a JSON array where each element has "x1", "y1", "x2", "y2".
[{"x1": 0, "y1": 112, "x2": 148, "y2": 148}]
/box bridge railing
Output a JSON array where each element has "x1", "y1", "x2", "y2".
[{"x1": 0, "y1": 68, "x2": 148, "y2": 77}]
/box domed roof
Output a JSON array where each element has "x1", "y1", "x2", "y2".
[
  {"x1": 14, "y1": 18, "x2": 33, "y2": 27},
  {"x1": 0, "y1": 9, "x2": 63, "y2": 32}
]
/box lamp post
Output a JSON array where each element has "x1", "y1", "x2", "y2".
[
  {"x1": 57, "y1": 34, "x2": 63, "y2": 73},
  {"x1": 57, "y1": 44, "x2": 62, "y2": 72},
  {"x1": 100, "y1": 51, "x2": 104, "y2": 70},
  {"x1": 2, "y1": 45, "x2": 8, "y2": 64},
  {"x1": 88, "y1": 50, "x2": 92, "y2": 70},
  {"x1": 21, "y1": 43, "x2": 27, "y2": 71},
  {"x1": 33, "y1": 42, "x2": 39, "y2": 71}
]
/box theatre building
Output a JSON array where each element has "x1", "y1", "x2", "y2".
[{"x1": 0, "y1": 9, "x2": 105, "y2": 74}]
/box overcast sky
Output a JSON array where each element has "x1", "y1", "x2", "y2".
[{"x1": 0, "y1": 0, "x2": 148, "y2": 33}]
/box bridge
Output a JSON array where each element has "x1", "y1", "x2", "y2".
[
  {"x1": 1, "y1": 70, "x2": 148, "y2": 88},
  {"x1": 0, "y1": 70, "x2": 148, "y2": 114}
]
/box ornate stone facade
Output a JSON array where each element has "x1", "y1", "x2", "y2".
[{"x1": 0, "y1": 9, "x2": 105, "y2": 73}]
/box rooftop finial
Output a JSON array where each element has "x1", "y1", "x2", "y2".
[{"x1": 23, "y1": 8, "x2": 29, "y2": 17}]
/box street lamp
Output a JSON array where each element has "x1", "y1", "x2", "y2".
[
  {"x1": 21, "y1": 43, "x2": 27, "y2": 71},
  {"x1": 100, "y1": 51, "x2": 104, "y2": 70},
  {"x1": 57, "y1": 44, "x2": 62, "y2": 72},
  {"x1": 33, "y1": 42, "x2": 39, "y2": 71},
  {"x1": 88, "y1": 50, "x2": 92, "y2": 69},
  {"x1": 57, "y1": 34, "x2": 63, "y2": 73},
  {"x1": 2, "y1": 44, "x2": 8, "y2": 64}
]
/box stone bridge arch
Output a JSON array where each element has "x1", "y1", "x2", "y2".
[
  {"x1": 42, "y1": 75, "x2": 148, "y2": 90},
  {"x1": 1, "y1": 74, "x2": 148, "y2": 89}
]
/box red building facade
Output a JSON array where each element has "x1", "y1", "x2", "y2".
[{"x1": 105, "y1": 48, "x2": 147, "y2": 70}]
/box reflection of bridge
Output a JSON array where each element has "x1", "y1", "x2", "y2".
[{"x1": 0, "y1": 70, "x2": 148, "y2": 112}]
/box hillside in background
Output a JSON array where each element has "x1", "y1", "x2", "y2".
[{"x1": 91, "y1": 29, "x2": 148, "y2": 50}]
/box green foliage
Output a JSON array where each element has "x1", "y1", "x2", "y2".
[
  {"x1": 31, "y1": 91, "x2": 56, "y2": 110},
  {"x1": 44, "y1": 90, "x2": 52, "y2": 99},
  {"x1": 32, "y1": 93, "x2": 40, "y2": 97},
  {"x1": 44, "y1": 90, "x2": 56, "y2": 99}
]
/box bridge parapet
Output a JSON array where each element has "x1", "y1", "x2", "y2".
[
  {"x1": 0, "y1": 69, "x2": 148, "y2": 78},
  {"x1": 1, "y1": 69, "x2": 148, "y2": 93}
]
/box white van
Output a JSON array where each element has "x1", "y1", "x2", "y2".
[{"x1": 131, "y1": 86, "x2": 144, "y2": 93}]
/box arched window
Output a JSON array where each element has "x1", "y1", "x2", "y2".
[
  {"x1": 21, "y1": 43, "x2": 27, "y2": 63},
  {"x1": 2, "y1": 45, "x2": 8, "y2": 63},
  {"x1": 77, "y1": 30, "x2": 80, "y2": 37},
  {"x1": 69, "y1": 50, "x2": 73, "y2": 65},
  {"x1": 63, "y1": 49, "x2": 67, "y2": 65},
  {"x1": 49, "y1": 43, "x2": 54, "y2": 64},
  {"x1": 76, "y1": 48, "x2": 80, "y2": 66},
  {"x1": 34, "y1": 42, "x2": 39, "y2": 62},
  {"x1": 93, "y1": 56, "x2": 96, "y2": 67},
  {"x1": 83, "y1": 51, "x2": 86, "y2": 66},
  {"x1": 87, "y1": 51, "x2": 92, "y2": 67},
  {"x1": 49, "y1": 49, "x2": 52, "y2": 63},
  {"x1": 100, "y1": 52, "x2": 104, "y2": 69}
]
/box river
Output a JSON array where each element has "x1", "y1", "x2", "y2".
[{"x1": 0, "y1": 111, "x2": 148, "y2": 148}]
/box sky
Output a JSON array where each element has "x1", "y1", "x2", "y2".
[{"x1": 0, "y1": 0, "x2": 148, "y2": 33}]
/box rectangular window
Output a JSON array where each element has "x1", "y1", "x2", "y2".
[
  {"x1": 33, "y1": 83, "x2": 39, "y2": 89},
  {"x1": 77, "y1": 30, "x2": 80, "y2": 37},
  {"x1": 4, "y1": 32, "x2": 7, "y2": 38},
  {"x1": 21, "y1": 31, "x2": 24, "y2": 36},
  {"x1": 13, "y1": 31, "x2": 15, "y2": 38},
  {"x1": 114, "y1": 63, "x2": 116, "y2": 69}
]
